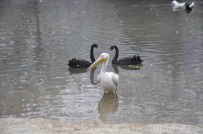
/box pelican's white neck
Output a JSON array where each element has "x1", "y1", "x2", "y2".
[{"x1": 101, "y1": 56, "x2": 109, "y2": 73}]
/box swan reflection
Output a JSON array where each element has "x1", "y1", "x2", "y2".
[
  {"x1": 68, "y1": 66, "x2": 97, "y2": 85},
  {"x1": 112, "y1": 64, "x2": 143, "y2": 75},
  {"x1": 67, "y1": 67, "x2": 87, "y2": 74},
  {"x1": 98, "y1": 91, "x2": 119, "y2": 122}
]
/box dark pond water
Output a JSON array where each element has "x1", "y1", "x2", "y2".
[{"x1": 0, "y1": 0, "x2": 203, "y2": 125}]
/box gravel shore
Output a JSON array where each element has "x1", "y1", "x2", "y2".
[{"x1": 0, "y1": 118, "x2": 203, "y2": 134}]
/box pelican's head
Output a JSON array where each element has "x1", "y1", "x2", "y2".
[{"x1": 87, "y1": 53, "x2": 109, "y2": 71}]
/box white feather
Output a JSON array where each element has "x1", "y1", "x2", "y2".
[
  {"x1": 189, "y1": 2, "x2": 195, "y2": 8},
  {"x1": 171, "y1": 0, "x2": 185, "y2": 7}
]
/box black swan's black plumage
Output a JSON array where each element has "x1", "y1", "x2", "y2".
[
  {"x1": 110, "y1": 45, "x2": 143, "y2": 65},
  {"x1": 68, "y1": 44, "x2": 98, "y2": 68}
]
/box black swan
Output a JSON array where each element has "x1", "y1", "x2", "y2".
[
  {"x1": 68, "y1": 44, "x2": 98, "y2": 68},
  {"x1": 109, "y1": 45, "x2": 143, "y2": 65}
]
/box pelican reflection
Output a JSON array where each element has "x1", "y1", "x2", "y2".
[
  {"x1": 90, "y1": 67, "x2": 97, "y2": 85},
  {"x1": 98, "y1": 91, "x2": 119, "y2": 122}
]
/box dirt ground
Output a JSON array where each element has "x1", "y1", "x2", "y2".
[{"x1": 0, "y1": 118, "x2": 203, "y2": 134}]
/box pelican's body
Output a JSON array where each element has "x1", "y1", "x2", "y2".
[
  {"x1": 68, "y1": 44, "x2": 98, "y2": 68},
  {"x1": 97, "y1": 71, "x2": 118, "y2": 91},
  {"x1": 110, "y1": 45, "x2": 143, "y2": 65},
  {"x1": 87, "y1": 53, "x2": 119, "y2": 92}
]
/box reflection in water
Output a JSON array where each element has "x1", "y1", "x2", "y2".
[
  {"x1": 68, "y1": 66, "x2": 97, "y2": 85},
  {"x1": 68, "y1": 67, "x2": 87, "y2": 74},
  {"x1": 112, "y1": 64, "x2": 143, "y2": 75},
  {"x1": 98, "y1": 91, "x2": 119, "y2": 123},
  {"x1": 90, "y1": 67, "x2": 97, "y2": 85}
]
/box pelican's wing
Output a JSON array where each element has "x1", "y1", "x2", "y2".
[
  {"x1": 112, "y1": 73, "x2": 119, "y2": 88},
  {"x1": 97, "y1": 74, "x2": 101, "y2": 84}
]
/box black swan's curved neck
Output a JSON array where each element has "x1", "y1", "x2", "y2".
[
  {"x1": 112, "y1": 64, "x2": 119, "y2": 75},
  {"x1": 90, "y1": 44, "x2": 97, "y2": 63},
  {"x1": 112, "y1": 46, "x2": 119, "y2": 64}
]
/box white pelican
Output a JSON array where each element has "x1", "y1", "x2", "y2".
[{"x1": 87, "y1": 53, "x2": 119, "y2": 92}]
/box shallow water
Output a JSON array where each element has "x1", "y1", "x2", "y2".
[{"x1": 0, "y1": 0, "x2": 203, "y2": 125}]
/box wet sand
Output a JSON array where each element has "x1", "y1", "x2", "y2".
[{"x1": 0, "y1": 118, "x2": 203, "y2": 134}]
